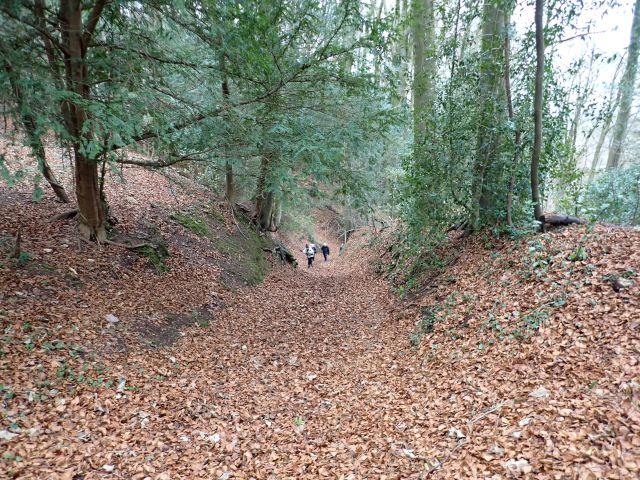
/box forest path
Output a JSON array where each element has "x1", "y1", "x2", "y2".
[
  {"x1": 160, "y1": 237, "x2": 430, "y2": 478},
  {"x1": 1, "y1": 168, "x2": 437, "y2": 479}
]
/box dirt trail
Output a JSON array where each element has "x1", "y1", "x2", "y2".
[
  {"x1": 150, "y1": 237, "x2": 425, "y2": 478},
  {"x1": 3, "y1": 136, "x2": 639, "y2": 479},
  {"x1": 2, "y1": 224, "x2": 430, "y2": 479},
  {"x1": 3, "y1": 221, "x2": 640, "y2": 479}
]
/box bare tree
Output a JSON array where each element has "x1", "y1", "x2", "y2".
[
  {"x1": 607, "y1": 0, "x2": 640, "y2": 169},
  {"x1": 531, "y1": 0, "x2": 544, "y2": 221}
]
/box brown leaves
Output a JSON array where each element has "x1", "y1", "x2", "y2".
[{"x1": 2, "y1": 143, "x2": 640, "y2": 478}]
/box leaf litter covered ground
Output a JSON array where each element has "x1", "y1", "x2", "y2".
[{"x1": 1, "y1": 144, "x2": 640, "y2": 478}]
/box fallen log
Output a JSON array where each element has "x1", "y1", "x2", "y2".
[
  {"x1": 540, "y1": 214, "x2": 586, "y2": 228},
  {"x1": 538, "y1": 214, "x2": 587, "y2": 233},
  {"x1": 273, "y1": 242, "x2": 297, "y2": 267}
]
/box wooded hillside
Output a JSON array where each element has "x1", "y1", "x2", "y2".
[{"x1": 1, "y1": 0, "x2": 639, "y2": 478}]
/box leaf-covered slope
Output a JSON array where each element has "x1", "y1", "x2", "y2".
[
  {"x1": 383, "y1": 225, "x2": 640, "y2": 478},
  {"x1": 1, "y1": 146, "x2": 639, "y2": 478}
]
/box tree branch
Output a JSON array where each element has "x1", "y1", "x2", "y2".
[
  {"x1": 554, "y1": 30, "x2": 607, "y2": 45},
  {"x1": 83, "y1": 0, "x2": 108, "y2": 52},
  {"x1": 0, "y1": 4, "x2": 67, "y2": 56}
]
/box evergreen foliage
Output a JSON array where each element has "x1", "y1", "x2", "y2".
[{"x1": 0, "y1": 0, "x2": 637, "y2": 255}]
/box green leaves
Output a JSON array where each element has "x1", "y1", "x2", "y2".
[
  {"x1": 0, "y1": 155, "x2": 25, "y2": 187},
  {"x1": 578, "y1": 164, "x2": 640, "y2": 226}
]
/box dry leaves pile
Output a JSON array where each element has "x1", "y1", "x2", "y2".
[
  {"x1": 382, "y1": 225, "x2": 640, "y2": 479},
  {"x1": 1, "y1": 141, "x2": 639, "y2": 479}
]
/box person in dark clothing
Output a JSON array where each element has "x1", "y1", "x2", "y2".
[
  {"x1": 321, "y1": 243, "x2": 330, "y2": 262},
  {"x1": 303, "y1": 243, "x2": 315, "y2": 268}
]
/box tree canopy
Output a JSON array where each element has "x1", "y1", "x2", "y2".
[{"x1": 1, "y1": 0, "x2": 638, "y2": 247}]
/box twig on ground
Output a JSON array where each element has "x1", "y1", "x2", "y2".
[
  {"x1": 425, "y1": 440, "x2": 469, "y2": 477},
  {"x1": 104, "y1": 239, "x2": 153, "y2": 250}
]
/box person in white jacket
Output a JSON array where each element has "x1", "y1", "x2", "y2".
[{"x1": 303, "y1": 243, "x2": 315, "y2": 268}]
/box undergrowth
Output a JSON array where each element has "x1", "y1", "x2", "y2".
[
  {"x1": 170, "y1": 212, "x2": 211, "y2": 236},
  {"x1": 139, "y1": 243, "x2": 170, "y2": 272}
]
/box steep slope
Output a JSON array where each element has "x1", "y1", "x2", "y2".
[
  {"x1": 1, "y1": 136, "x2": 639, "y2": 478},
  {"x1": 380, "y1": 224, "x2": 640, "y2": 478}
]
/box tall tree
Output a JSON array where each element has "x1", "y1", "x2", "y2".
[
  {"x1": 587, "y1": 54, "x2": 625, "y2": 182},
  {"x1": 57, "y1": 0, "x2": 109, "y2": 240},
  {"x1": 606, "y1": 0, "x2": 640, "y2": 169},
  {"x1": 411, "y1": 0, "x2": 435, "y2": 146},
  {"x1": 503, "y1": 17, "x2": 520, "y2": 227},
  {"x1": 470, "y1": 0, "x2": 507, "y2": 229},
  {"x1": 531, "y1": 0, "x2": 544, "y2": 221},
  {"x1": 220, "y1": 54, "x2": 235, "y2": 204}
]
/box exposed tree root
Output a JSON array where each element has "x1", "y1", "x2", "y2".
[{"x1": 50, "y1": 209, "x2": 79, "y2": 222}]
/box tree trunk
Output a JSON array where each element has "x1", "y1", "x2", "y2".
[
  {"x1": 225, "y1": 162, "x2": 235, "y2": 203},
  {"x1": 221, "y1": 55, "x2": 235, "y2": 203},
  {"x1": 588, "y1": 109, "x2": 616, "y2": 182},
  {"x1": 531, "y1": 0, "x2": 544, "y2": 222},
  {"x1": 607, "y1": 0, "x2": 640, "y2": 169},
  {"x1": 470, "y1": 0, "x2": 507, "y2": 229},
  {"x1": 373, "y1": 1, "x2": 386, "y2": 85},
  {"x1": 503, "y1": 17, "x2": 520, "y2": 227},
  {"x1": 59, "y1": 0, "x2": 108, "y2": 241},
  {"x1": 587, "y1": 55, "x2": 625, "y2": 182},
  {"x1": 2, "y1": 55, "x2": 70, "y2": 203},
  {"x1": 398, "y1": 0, "x2": 408, "y2": 104},
  {"x1": 392, "y1": 0, "x2": 409, "y2": 105},
  {"x1": 411, "y1": 0, "x2": 435, "y2": 146},
  {"x1": 255, "y1": 155, "x2": 275, "y2": 231}
]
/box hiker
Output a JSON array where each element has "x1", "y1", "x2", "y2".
[
  {"x1": 310, "y1": 242, "x2": 317, "y2": 255},
  {"x1": 303, "y1": 243, "x2": 315, "y2": 268},
  {"x1": 321, "y1": 243, "x2": 330, "y2": 262}
]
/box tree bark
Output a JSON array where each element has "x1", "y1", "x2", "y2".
[
  {"x1": 470, "y1": 0, "x2": 507, "y2": 229},
  {"x1": 392, "y1": 0, "x2": 409, "y2": 105},
  {"x1": 221, "y1": 55, "x2": 235, "y2": 203},
  {"x1": 588, "y1": 106, "x2": 617, "y2": 182},
  {"x1": 2, "y1": 54, "x2": 70, "y2": 203},
  {"x1": 503, "y1": 17, "x2": 520, "y2": 227},
  {"x1": 255, "y1": 155, "x2": 276, "y2": 231},
  {"x1": 531, "y1": 0, "x2": 544, "y2": 222},
  {"x1": 411, "y1": 0, "x2": 435, "y2": 146},
  {"x1": 59, "y1": 0, "x2": 108, "y2": 241},
  {"x1": 586, "y1": 55, "x2": 624, "y2": 182},
  {"x1": 607, "y1": 0, "x2": 640, "y2": 169}
]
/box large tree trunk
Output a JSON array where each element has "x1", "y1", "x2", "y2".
[
  {"x1": 2, "y1": 55, "x2": 70, "y2": 203},
  {"x1": 410, "y1": 0, "x2": 436, "y2": 221},
  {"x1": 470, "y1": 0, "x2": 507, "y2": 230},
  {"x1": 530, "y1": 0, "x2": 544, "y2": 222},
  {"x1": 59, "y1": 0, "x2": 108, "y2": 241},
  {"x1": 607, "y1": 0, "x2": 640, "y2": 169},
  {"x1": 255, "y1": 155, "x2": 276, "y2": 231},
  {"x1": 221, "y1": 56, "x2": 235, "y2": 203},
  {"x1": 503, "y1": 17, "x2": 520, "y2": 227},
  {"x1": 411, "y1": 0, "x2": 435, "y2": 146}
]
